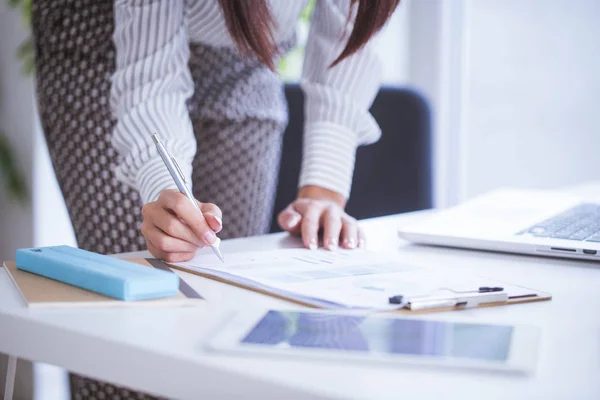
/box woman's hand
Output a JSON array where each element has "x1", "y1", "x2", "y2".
[
  {"x1": 278, "y1": 185, "x2": 365, "y2": 251},
  {"x1": 141, "y1": 189, "x2": 223, "y2": 262}
]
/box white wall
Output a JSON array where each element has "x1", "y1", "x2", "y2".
[
  {"x1": 0, "y1": 4, "x2": 75, "y2": 259},
  {"x1": 408, "y1": 0, "x2": 600, "y2": 207},
  {"x1": 408, "y1": 0, "x2": 470, "y2": 207},
  {"x1": 0, "y1": 5, "x2": 35, "y2": 262},
  {"x1": 1, "y1": 4, "x2": 72, "y2": 399},
  {"x1": 462, "y1": 0, "x2": 600, "y2": 199},
  {"x1": 33, "y1": 110, "x2": 76, "y2": 248},
  {"x1": 374, "y1": 0, "x2": 412, "y2": 85},
  {"x1": 0, "y1": 4, "x2": 36, "y2": 399}
]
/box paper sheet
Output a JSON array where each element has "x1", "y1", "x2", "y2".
[{"x1": 174, "y1": 249, "x2": 535, "y2": 309}]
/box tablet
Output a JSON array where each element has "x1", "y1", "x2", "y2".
[{"x1": 208, "y1": 309, "x2": 539, "y2": 373}]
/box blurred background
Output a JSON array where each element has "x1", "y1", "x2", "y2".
[
  {"x1": 2, "y1": 0, "x2": 600, "y2": 263},
  {"x1": 0, "y1": 0, "x2": 599, "y2": 396}
]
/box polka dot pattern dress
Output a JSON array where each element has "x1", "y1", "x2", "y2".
[
  {"x1": 33, "y1": 0, "x2": 146, "y2": 256},
  {"x1": 187, "y1": 41, "x2": 293, "y2": 239},
  {"x1": 32, "y1": 1, "x2": 291, "y2": 398}
]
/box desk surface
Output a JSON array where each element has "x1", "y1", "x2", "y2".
[{"x1": 2, "y1": 195, "x2": 600, "y2": 399}]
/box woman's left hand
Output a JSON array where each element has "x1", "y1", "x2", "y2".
[{"x1": 278, "y1": 185, "x2": 365, "y2": 251}]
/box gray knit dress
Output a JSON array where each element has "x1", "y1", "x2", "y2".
[{"x1": 32, "y1": 0, "x2": 291, "y2": 398}]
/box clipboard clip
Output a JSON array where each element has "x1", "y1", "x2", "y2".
[{"x1": 388, "y1": 287, "x2": 508, "y2": 311}]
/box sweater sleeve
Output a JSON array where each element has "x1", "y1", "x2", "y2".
[
  {"x1": 110, "y1": 0, "x2": 196, "y2": 204},
  {"x1": 300, "y1": 0, "x2": 383, "y2": 199}
]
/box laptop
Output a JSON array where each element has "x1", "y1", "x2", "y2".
[{"x1": 397, "y1": 188, "x2": 600, "y2": 261}]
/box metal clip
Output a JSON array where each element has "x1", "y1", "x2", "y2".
[{"x1": 172, "y1": 158, "x2": 186, "y2": 183}]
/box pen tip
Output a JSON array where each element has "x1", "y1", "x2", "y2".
[
  {"x1": 151, "y1": 133, "x2": 159, "y2": 144},
  {"x1": 213, "y1": 246, "x2": 225, "y2": 263}
]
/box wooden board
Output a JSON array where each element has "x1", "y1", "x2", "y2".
[{"x1": 3, "y1": 259, "x2": 203, "y2": 309}]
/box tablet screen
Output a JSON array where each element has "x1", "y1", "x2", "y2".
[{"x1": 241, "y1": 311, "x2": 513, "y2": 361}]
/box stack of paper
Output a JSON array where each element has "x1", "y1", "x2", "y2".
[{"x1": 173, "y1": 249, "x2": 538, "y2": 310}]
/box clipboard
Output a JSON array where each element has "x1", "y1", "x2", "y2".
[
  {"x1": 165, "y1": 261, "x2": 552, "y2": 314},
  {"x1": 2, "y1": 258, "x2": 203, "y2": 308}
]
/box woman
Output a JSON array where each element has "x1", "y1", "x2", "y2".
[
  {"x1": 33, "y1": 0, "x2": 399, "y2": 397},
  {"x1": 111, "y1": 0, "x2": 399, "y2": 263}
]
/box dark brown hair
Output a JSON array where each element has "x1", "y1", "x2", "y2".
[{"x1": 218, "y1": 0, "x2": 401, "y2": 70}]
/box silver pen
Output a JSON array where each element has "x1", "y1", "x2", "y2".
[{"x1": 152, "y1": 133, "x2": 224, "y2": 263}]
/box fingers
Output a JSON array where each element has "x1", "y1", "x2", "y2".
[
  {"x1": 358, "y1": 226, "x2": 367, "y2": 248},
  {"x1": 322, "y1": 206, "x2": 342, "y2": 251},
  {"x1": 141, "y1": 190, "x2": 225, "y2": 262},
  {"x1": 341, "y1": 216, "x2": 358, "y2": 249},
  {"x1": 150, "y1": 207, "x2": 204, "y2": 247},
  {"x1": 278, "y1": 206, "x2": 302, "y2": 233},
  {"x1": 300, "y1": 203, "x2": 323, "y2": 250},
  {"x1": 200, "y1": 202, "x2": 223, "y2": 233},
  {"x1": 280, "y1": 196, "x2": 363, "y2": 251},
  {"x1": 146, "y1": 240, "x2": 196, "y2": 263},
  {"x1": 141, "y1": 204, "x2": 201, "y2": 252},
  {"x1": 158, "y1": 190, "x2": 218, "y2": 246},
  {"x1": 143, "y1": 223, "x2": 199, "y2": 253}
]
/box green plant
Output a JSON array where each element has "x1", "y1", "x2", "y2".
[
  {"x1": 277, "y1": 0, "x2": 316, "y2": 82},
  {"x1": 0, "y1": 0, "x2": 32, "y2": 202},
  {"x1": 7, "y1": 0, "x2": 34, "y2": 75},
  {"x1": 0, "y1": 134, "x2": 28, "y2": 202}
]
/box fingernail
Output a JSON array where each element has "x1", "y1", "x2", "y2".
[
  {"x1": 328, "y1": 237, "x2": 338, "y2": 251},
  {"x1": 347, "y1": 238, "x2": 356, "y2": 249},
  {"x1": 204, "y1": 230, "x2": 217, "y2": 245},
  {"x1": 214, "y1": 217, "x2": 223, "y2": 233},
  {"x1": 309, "y1": 238, "x2": 317, "y2": 251},
  {"x1": 205, "y1": 213, "x2": 222, "y2": 228},
  {"x1": 287, "y1": 214, "x2": 300, "y2": 228},
  {"x1": 358, "y1": 239, "x2": 366, "y2": 248}
]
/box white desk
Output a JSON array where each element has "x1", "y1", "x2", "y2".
[{"x1": 1, "y1": 207, "x2": 600, "y2": 399}]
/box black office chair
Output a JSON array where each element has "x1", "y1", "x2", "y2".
[{"x1": 270, "y1": 84, "x2": 432, "y2": 232}]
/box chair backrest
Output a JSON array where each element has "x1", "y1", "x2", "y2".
[{"x1": 270, "y1": 84, "x2": 432, "y2": 232}]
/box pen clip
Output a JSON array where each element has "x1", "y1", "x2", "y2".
[{"x1": 172, "y1": 157, "x2": 186, "y2": 184}]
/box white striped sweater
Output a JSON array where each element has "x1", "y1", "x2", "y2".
[{"x1": 110, "y1": 0, "x2": 382, "y2": 204}]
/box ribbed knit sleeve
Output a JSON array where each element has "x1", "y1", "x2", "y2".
[{"x1": 300, "y1": 0, "x2": 382, "y2": 198}]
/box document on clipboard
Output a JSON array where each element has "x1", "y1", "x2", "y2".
[{"x1": 170, "y1": 249, "x2": 551, "y2": 312}]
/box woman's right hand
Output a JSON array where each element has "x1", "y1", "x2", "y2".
[{"x1": 141, "y1": 189, "x2": 223, "y2": 262}]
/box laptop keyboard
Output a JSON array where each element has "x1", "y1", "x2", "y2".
[{"x1": 520, "y1": 203, "x2": 600, "y2": 242}]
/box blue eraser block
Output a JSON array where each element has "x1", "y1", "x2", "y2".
[{"x1": 16, "y1": 245, "x2": 179, "y2": 301}]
